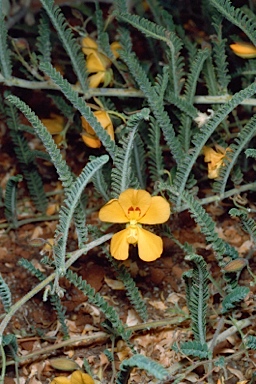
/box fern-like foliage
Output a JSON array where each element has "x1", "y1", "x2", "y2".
[
  {"x1": 147, "y1": 117, "x2": 165, "y2": 182},
  {"x1": 40, "y1": 0, "x2": 88, "y2": 93},
  {"x1": 132, "y1": 133, "x2": 147, "y2": 190},
  {"x1": 36, "y1": 11, "x2": 51, "y2": 63},
  {"x1": 6, "y1": 95, "x2": 73, "y2": 189},
  {"x1": 0, "y1": 0, "x2": 12, "y2": 79},
  {"x1": 119, "y1": 48, "x2": 184, "y2": 165},
  {"x1": 203, "y1": 56, "x2": 219, "y2": 96},
  {"x1": 116, "y1": 10, "x2": 184, "y2": 98},
  {"x1": 39, "y1": 61, "x2": 116, "y2": 159},
  {"x1": 245, "y1": 148, "x2": 256, "y2": 159},
  {"x1": 4, "y1": 174, "x2": 22, "y2": 228},
  {"x1": 221, "y1": 286, "x2": 250, "y2": 313},
  {"x1": 246, "y1": 335, "x2": 256, "y2": 350},
  {"x1": 172, "y1": 81, "x2": 256, "y2": 208},
  {"x1": 104, "y1": 250, "x2": 148, "y2": 321},
  {"x1": 95, "y1": 4, "x2": 114, "y2": 60},
  {"x1": 211, "y1": 15, "x2": 231, "y2": 93},
  {"x1": 213, "y1": 114, "x2": 256, "y2": 195},
  {"x1": 179, "y1": 48, "x2": 210, "y2": 152},
  {"x1": 115, "y1": 12, "x2": 172, "y2": 43},
  {"x1": 53, "y1": 155, "x2": 109, "y2": 276},
  {"x1": 48, "y1": 94, "x2": 74, "y2": 119},
  {"x1": 182, "y1": 253, "x2": 209, "y2": 345},
  {"x1": 116, "y1": 354, "x2": 168, "y2": 384},
  {"x1": 153, "y1": 65, "x2": 169, "y2": 103},
  {"x1": 18, "y1": 258, "x2": 69, "y2": 338},
  {"x1": 229, "y1": 208, "x2": 256, "y2": 244},
  {"x1": 6, "y1": 94, "x2": 88, "y2": 248},
  {"x1": 0, "y1": 273, "x2": 12, "y2": 313},
  {"x1": 90, "y1": 161, "x2": 110, "y2": 202},
  {"x1": 172, "y1": 340, "x2": 209, "y2": 359},
  {"x1": 111, "y1": 108, "x2": 149, "y2": 197},
  {"x1": 5, "y1": 99, "x2": 48, "y2": 212},
  {"x1": 66, "y1": 269, "x2": 132, "y2": 344},
  {"x1": 210, "y1": 0, "x2": 256, "y2": 46},
  {"x1": 165, "y1": 187, "x2": 239, "y2": 268}
]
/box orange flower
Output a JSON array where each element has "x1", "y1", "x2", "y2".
[
  {"x1": 81, "y1": 110, "x2": 114, "y2": 148},
  {"x1": 203, "y1": 145, "x2": 231, "y2": 179},
  {"x1": 41, "y1": 113, "x2": 65, "y2": 145},
  {"x1": 230, "y1": 42, "x2": 256, "y2": 58},
  {"x1": 81, "y1": 36, "x2": 121, "y2": 88},
  {"x1": 50, "y1": 370, "x2": 94, "y2": 384},
  {"x1": 99, "y1": 189, "x2": 171, "y2": 261}
]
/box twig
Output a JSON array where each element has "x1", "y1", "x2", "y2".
[{"x1": 0, "y1": 233, "x2": 113, "y2": 345}]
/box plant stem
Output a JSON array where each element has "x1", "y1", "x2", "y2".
[
  {"x1": 1, "y1": 74, "x2": 256, "y2": 105},
  {"x1": 0, "y1": 233, "x2": 113, "y2": 345}
]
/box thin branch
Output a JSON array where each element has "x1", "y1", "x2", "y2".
[{"x1": 1, "y1": 74, "x2": 256, "y2": 105}]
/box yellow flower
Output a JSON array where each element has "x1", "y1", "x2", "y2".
[
  {"x1": 110, "y1": 41, "x2": 122, "y2": 59},
  {"x1": 41, "y1": 113, "x2": 65, "y2": 145},
  {"x1": 81, "y1": 36, "x2": 98, "y2": 56},
  {"x1": 50, "y1": 370, "x2": 94, "y2": 384},
  {"x1": 99, "y1": 189, "x2": 171, "y2": 261},
  {"x1": 230, "y1": 42, "x2": 256, "y2": 58},
  {"x1": 81, "y1": 110, "x2": 114, "y2": 148},
  {"x1": 203, "y1": 145, "x2": 231, "y2": 179},
  {"x1": 81, "y1": 36, "x2": 121, "y2": 88}
]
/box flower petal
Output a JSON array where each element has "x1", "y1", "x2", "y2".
[
  {"x1": 99, "y1": 199, "x2": 128, "y2": 223},
  {"x1": 88, "y1": 72, "x2": 106, "y2": 88},
  {"x1": 110, "y1": 229, "x2": 130, "y2": 260},
  {"x1": 42, "y1": 114, "x2": 65, "y2": 134},
  {"x1": 118, "y1": 189, "x2": 151, "y2": 219},
  {"x1": 81, "y1": 133, "x2": 101, "y2": 148},
  {"x1": 137, "y1": 227, "x2": 163, "y2": 261},
  {"x1": 81, "y1": 36, "x2": 98, "y2": 56},
  {"x1": 71, "y1": 371, "x2": 94, "y2": 384},
  {"x1": 110, "y1": 41, "x2": 122, "y2": 58},
  {"x1": 139, "y1": 196, "x2": 170, "y2": 224},
  {"x1": 86, "y1": 52, "x2": 110, "y2": 72},
  {"x1": 50, "y1": 377, "x2": 70, "y2": 384},
  {"x1": 230, "y1": 42, "x2": 256, "y2": 58}
]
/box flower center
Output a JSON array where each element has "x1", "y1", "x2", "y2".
[
  {"x1": 126, "y1": 223, "x2": 140, "y2": 244},
  {"x1": 127, "y1": 206, "x2": 141, "y2": 221}
]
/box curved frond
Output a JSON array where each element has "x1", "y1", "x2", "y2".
[
  {"x1": 183, "y1": 253, "x2": 209, "y2": 344},
  {"x1": 53, "y1": 155, "x2": 109, "y2": 275},
  {"x1": 115, "y1": 12, "x2": 172, "y2": 43},
  {"x1": 179, "y1": 48, "x2": 210, "y2": 151},
  {"x1": 0, "y1": 4, "x2": 12, "y2": 79},
  {"x1": 0, "y1": 273, "x2": 12, "y2": 313},
  {"x1": 4, "y1": 174, "x2": 22, "y2": 228},
  {"x1": 211, "y1": 15, "x2": 231, "y2": 92},
  {"x1": 111, "y1": 108, "x2": 150, "y2": 196},
  {"x1": 5, "y1": 99, "x2": 48, "y2": 212},
  {"x1": 221, "y1": 286, "x2": 250, "y2": 313},
  {"x1": 117, "y1": 355, "x2": 168, "y2": 384},
  {"x1": 39, "y1": 61, "x2": 116, "y2": 160},
  {"x1": 210, "y1": 0, "x2": 256, "y2": 46},
  {"x1": 173, "y1": 340, "x2": 208, "y2": 359},
  {"x1": 147, "y1": 117, "x2": 165, "y2": 182},
  {"x1": 40, "y1": 0, "x2": 88, "y2": 93},
  {"x1": 36, "y1": 11, "x2": 51, "y2": 63},
  {"x1": 120, "y1": 49, "x2": 184, "y2": 164},
  {"x1": 172, "y1": 81, "x2": 256, "y2": 208},
  {"x1": 229, "y1": 207, "x2": 256, "y2": 244},
  {"x1": 132, "y1": 133, "x2": 147, "y2": 190},
  {"x1": 6, "y1": 95, "x2": 73, "y2": 189},
  {"x1": 19, "y1": 258, "x2": 69, "y2": 338},
  {"x1": 66, "y1": 269, "x2": 132, "y2": 343},
  {"x1": 180, "y1": 189, "x2": 237, "y2": 266},
  {"x1": 213, "y1": 114, "x2": 256, "y2": 195}
]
